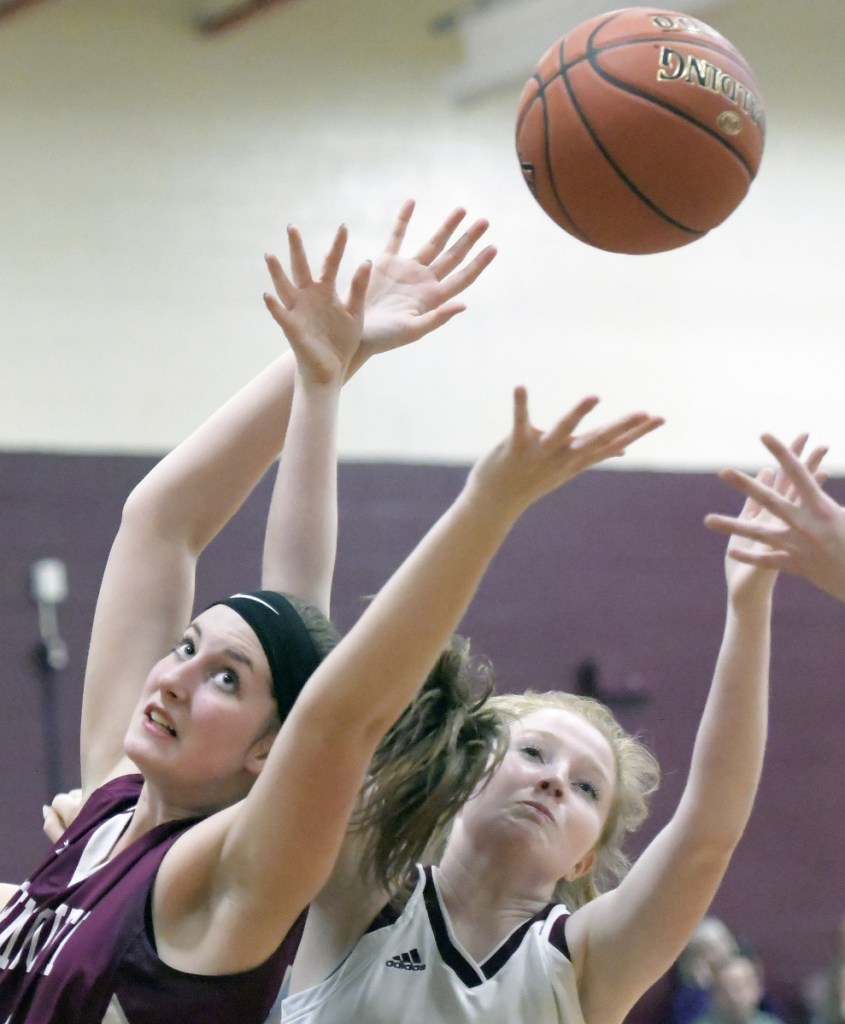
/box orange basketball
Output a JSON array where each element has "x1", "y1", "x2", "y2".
[{"x1": 515, "y1": 8, "x2": 766, "y2": 254}]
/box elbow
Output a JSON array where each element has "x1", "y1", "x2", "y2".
[{"x1": 119, "y1": 476, "x2": 200, "y2": 553}]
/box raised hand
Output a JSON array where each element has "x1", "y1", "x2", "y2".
[
  {"x1": 467, "y1": 389, "x2": 663, "y2": 521},
  {"x1": 264, "y1": 224, "x2": 372, "y2": 385},
  {"x1": 705, "y1": 434, "x2": 842, "y2": 599},
  {"x1": 357, "y1": 199, "x2": 497, "y2": 360}
]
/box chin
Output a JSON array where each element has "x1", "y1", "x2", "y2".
[{"x1": 122, "y1": 729, "x2": 173, "y2": 781}]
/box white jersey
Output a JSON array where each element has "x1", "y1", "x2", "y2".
[{"x1": 280, "y1": 865, "x2": 587, "y2": 1024}]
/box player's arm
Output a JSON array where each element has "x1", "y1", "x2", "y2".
[
  {"x1": 79, "y1": 346, "x2": 301, "y2": 798},
  {"x1": 566, "y1": 439, "x2": 826, "y2": 1024},
  {"x1": 257, "y1": 225, "x2": 360, "y2": 613},
  {"x1": 288, "y1": 824, "x2": 391, "y2": 991},
  {"x1": 71, "y1": 201, "x2": 500, "y2": 817},
  {"x1": 160, "y1": 392, "x2": 663, "y2": 975},
  {"x1": 261, "y1": 200, "x2": 497, "y2": 612}
]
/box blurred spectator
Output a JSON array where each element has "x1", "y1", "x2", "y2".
[
  {"x1": 804, "y1": 917, "x2": 845, "y2": 1024},
  {"x1": 670, "y1": 918, "x2": 740, "y2": 1024},
  {"x1": 691, "y1": 952, "x2": 785, "y2": 1024}
]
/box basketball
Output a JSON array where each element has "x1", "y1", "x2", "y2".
[{"x1": 515, "y1": 8, "x2": 766, "y2": 254}]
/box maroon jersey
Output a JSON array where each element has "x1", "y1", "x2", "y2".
[{"x1": 0, "y1": 775, "x2": 303, "y2": 1023}]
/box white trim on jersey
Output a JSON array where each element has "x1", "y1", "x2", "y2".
[
  {"x1": 280, "y1": 865, "x2": 587, "y2": 1024},
  {"x1": 69, "y1": 811, "x2": 134, "y2": 887}
]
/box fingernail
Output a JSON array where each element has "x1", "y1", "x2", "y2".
[{"x1": 42, "y1": 805, "x2": 49, "y2": 819}]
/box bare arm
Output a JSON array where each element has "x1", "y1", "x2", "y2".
[
  {"x1": 168, "y1": 392, "x2": 663, "y2": 975},
  {"x1": 62, "y1": 201, "x2": 497, "y2": 823},
  {"x1": 261, "y1": 200, "x2": 497, "y2": 613},
  {"x1": 567, "y1": 439, "x2": 827, "y2": 1024},
  {"x1": 259, "y1": 225, "x2": 369, "y2": 612},
  {"x1": 80, "y1": 348, "x2": 301, "y2": 797}
]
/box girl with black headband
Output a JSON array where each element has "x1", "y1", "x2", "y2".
[{"x1": 0, "y1": 203, "x2": 501, "y2": 1023}]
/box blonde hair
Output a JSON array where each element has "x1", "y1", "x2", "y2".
[{"x1": 488, "y1": 690, "x2": 660, "y2": 910}]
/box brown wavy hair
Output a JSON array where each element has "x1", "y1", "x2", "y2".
[{"x1": 349, "y1": 635, "x2": 506, "y2": 900}]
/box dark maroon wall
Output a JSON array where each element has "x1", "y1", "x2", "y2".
[{"x1": 2, "y1": 451, "x2": 843, "y2": 1023}]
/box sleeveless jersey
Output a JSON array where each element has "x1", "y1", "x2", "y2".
[
  {"x1": 280, "y1": 865, "x2": 586, "y2": 1024},
  {"x1": 0, "y1": 775, "x2": 304, "y2": 1024}
]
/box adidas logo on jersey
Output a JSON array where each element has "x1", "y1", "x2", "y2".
[{"x1": 385, "y1": 948, "x2": 426, "y2": 971}]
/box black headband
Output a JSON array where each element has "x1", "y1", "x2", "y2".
[{"x1": 212, "y1": 590, "x2": 321, "y2": 722}]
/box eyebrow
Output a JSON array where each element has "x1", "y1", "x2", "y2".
[{"x1": 189, "y1": 622, "x2": 257, "y2": 673}]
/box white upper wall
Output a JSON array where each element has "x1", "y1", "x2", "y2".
[{"x1": 1, "y1": 0, "x2": 843, "y2": 469}]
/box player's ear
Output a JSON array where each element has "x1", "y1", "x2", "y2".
[
  {"x1": 564, "y1": 850, "x2": 596, "y2": 882},
  {"x1": 244, "y1": 726, "x2": 278, "y2": 777}
]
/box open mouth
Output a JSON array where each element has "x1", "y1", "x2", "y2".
[{"x1": 146, "y1": 709, "x2": 177, "y2": 737}]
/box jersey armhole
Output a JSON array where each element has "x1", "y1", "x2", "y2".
[
  {"x1": 548, "y1": 912, "x2": 572, "y2": 960},
  {"x1": 363, "y1": 864, "x2": 425, "y2": 936}
]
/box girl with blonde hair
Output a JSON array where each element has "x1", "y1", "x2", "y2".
[{"x1": 278, "y1": 438, "x2": 825, "y2": 1024}]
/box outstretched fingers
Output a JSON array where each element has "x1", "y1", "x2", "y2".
[
  {"x1": 540, "y1": 401, "x2": 663, "y2": 485},
  {"x1": 264, "y1": 252, "x2": 296, "y2": 311},
  {"x1": 398, "y1": 302, "x2": 468, "y2": 342},
  {"x1": 414, "y1": 207, "x2": 467, "y2": 266},
  {"x1": 704, "y1": 510, "x2": 781, "y2": 546},
  {"x1": 541, "y1": 395, "x2": 601, "y2": 448},
  {"x1": 554, "y1": 409, "x2": 663, "y2": 462},
  {"x1": 770, "y1": 434, "x2": 808, "y2": 506},
  {"x1": 704, "y1": 465, "x2": 794, "y2": 547},
  {"x1": 319, "y1": 224, "x2": 349, "y2": 285},
  {"x1": 806, "y1": 445, "x2": 829, "y2": 477},
  {"x1": 762, "y1": 433, "x2": 829, "y2": 508},
  {"x1": 286, "y1": 225, "x2": 313, "y2": 289},
  {"x1": 471, "y1": 393, "x2": 663, "y2": 519},
  {"x1": 346, "y1": 259, "x2": 373, "y2": 320},
  {"x1": 715, "y1": 467, "x2": 798, "y2": 525},
  {"x1": 595, "y1": 412, "x2": 665, "y2": 457},
  {"x1": 263, "y1": 224, "x2": 348, "y2": 324},
  {"x1": 511, "y1": 386, "x2": 530, "y2": 437},
  {"x1": 382, "y1": 198, "x2": 415, "y2": 256},
  {"x1": 430, "y1": 217, "x2": 492, "y2": 278},
  {"x1": 438, "y1": 242, "x2": 498, "y2": 300},
  {"x1": 724, "y1": 546, "x2": 791, "y2": 571}
]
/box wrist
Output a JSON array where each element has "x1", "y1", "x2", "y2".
[
  {"x1": 344, "y1": 344, "x2": 369, "y2": 382},
  {"x1": 296, "y1": 353, "x2": 349, "y2": 389},
  {"x1": 295, "y1": 367, "x2": 345, "y2": 401},
  {"x1": 458, "y1": 475, "x2": 525, "y2": 537},
  {"x1": 726, "y1": 580, "x2": 775, "y2": 620}
]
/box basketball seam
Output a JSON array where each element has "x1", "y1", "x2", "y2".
[
  {"x1": 538, "y1": 48, "x2": 591, "y2": 244},
  {"x1": 587, "y1": 41, "x2": 757, "y2": 179},
  {"x1": 557, "y1": 18, "x2": 705, "y2": 237},
  {"x1": 580, "y1": 8, "x2": 760, "y2": 79}
]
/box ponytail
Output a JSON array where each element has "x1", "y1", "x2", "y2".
[{"x1": 350, "y1": 635, "x2": 505, "y2": 901}]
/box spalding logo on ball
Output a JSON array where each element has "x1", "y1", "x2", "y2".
[{"x1": 515, "y1": 7, "x2": 766, "y2": 254}]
